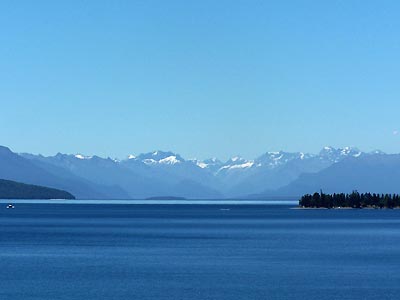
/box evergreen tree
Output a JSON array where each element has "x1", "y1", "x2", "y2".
[{"x1": 299, "y1": 191, "x2": 400, "y2": 209}]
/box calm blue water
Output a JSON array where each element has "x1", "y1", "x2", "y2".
[{"x1": 1, "y1": 202, "x2": 400, "y2": 300}]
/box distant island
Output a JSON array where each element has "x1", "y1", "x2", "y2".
[
  {"x1": 0, "y1": 179, "x2": 75, "y2": 200},
  {"x1": 299, "y1": 191, "x2": 400, "y2": 209}
]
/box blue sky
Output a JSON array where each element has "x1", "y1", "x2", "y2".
[{"x1": 1, "y1": 1, "x2": 400, "y2": 160}]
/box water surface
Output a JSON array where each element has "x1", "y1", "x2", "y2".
[{"x1": 1, "y1": 202, "x2": 399, "y2": 300}]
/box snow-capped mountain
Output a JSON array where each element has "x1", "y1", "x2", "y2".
[
  {"x1": 318, "y1": 146, "x2": 362, "y2": 162},
  {"x1": 134, "y1": 151, "x2": 185, "y2": 165},
  {"x1": 192, "y1": 158, "x2": 223, "y2": 173},
  {"x1": 218, "y1": 157, "x2": 255, "y2": 172},
  {"x1": 6, "y1": 146, "x2": 388, "y2": 199},
  {"x1": 254, "y1": 151, "x2": 314, "y2": 169}
]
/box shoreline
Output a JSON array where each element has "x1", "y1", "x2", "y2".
[
  {"x1": 0, "y1": 199, "x2": 298, "y2": 205},
  {"x1": 293, "y1": 206, "x2": 400, "y2": 210}
]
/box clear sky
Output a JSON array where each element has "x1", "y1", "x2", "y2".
[{"x1": 1, "y1": 1, "x2": 400, "y2": 160}]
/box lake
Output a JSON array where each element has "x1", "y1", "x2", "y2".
[{"x1": 1, "y1": 201, "x2": 400, "y2": 300}]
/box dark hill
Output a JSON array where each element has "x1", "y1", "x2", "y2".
[{"x1": 0, "y1": 179, "x2": 75, "y2": 199}]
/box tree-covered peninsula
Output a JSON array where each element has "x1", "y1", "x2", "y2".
[
  {"x1": 299, "y1": 191, "x2": 400, "y2": 209},
  {"x1": 0, "y1": 179, "x2": 75, "y2": 200}
]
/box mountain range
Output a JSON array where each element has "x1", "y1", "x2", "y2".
[{"x1": 0, "y1": 145, "x2": 398, "y2": 199}]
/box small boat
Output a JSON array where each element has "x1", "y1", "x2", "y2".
[{"x1": 6, "y1": 204, "x2": 15, "y2": 209}]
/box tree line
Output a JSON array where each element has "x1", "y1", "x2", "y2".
[{"x1": 299, "y1": 191, "x2": 400, "y2": 208}]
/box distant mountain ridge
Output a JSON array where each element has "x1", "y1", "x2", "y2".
[
  {"x1": 262, "y1": 154, "x2": 400, "y2": 197},
  {"x1": 0, "y1": 146, "x2": 128, "y2": 199},
  {"x1": 0, "y1": 145, "x2": 395, "y2": 199}
]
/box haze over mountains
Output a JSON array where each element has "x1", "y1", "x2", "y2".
[{"x1": 0, "y1": 145, "x2": 398, "y2": 199}]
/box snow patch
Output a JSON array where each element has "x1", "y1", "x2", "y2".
[
  {"x1": 229, "y1": 161, "x2": 254, "y2": 169},
  {"x1": 159, "y1": 156, "x2": 181, "y2": 165},
  {"x1": 219, "y1": 161, "x2": 255, "y2": 171},
  {"x1": 143, "y1": 158, "x2": 157, "y2": 165},
  {"x1": 75, "y1": 154, "x2": 92, "y2": 160},
  {"x1": 231, "y1": 156, "x2": 242, "y2": 162},
  {"x1": 197, "y1": 162, "x2": 208, "y2": 169}
]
